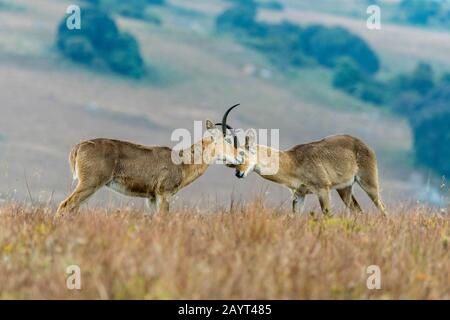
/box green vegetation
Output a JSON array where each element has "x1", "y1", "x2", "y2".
[
  {"x1": 248, "y1": 22, "x2": 310, "y2": 68},
  {"x1": 332, "y1": 58, "x2": 385, "y2": 105},
  {"x1": 414, "y1": 111, "x2": 450, "y2": 177},
  {"x1": 216, "y1": 2, "x2": 379, "y2": 73},
  {"x1": 258, "y1": 1, "x2": 284, "y2": 11},
  {"x1": 82, "y1": 0, "x2": 164, "y2": 23},
  {"x1": 216, "y1": 1, "x2": 262, "y2": 38},
  {"x1": 57, "y1": 7, "x2": 146, "y2": 78},
  {"x1": 301, "y1": 25, "x2": 379, "y2": 74},
  {"x1": 408, "y1": 83, "x2": 450, "y2": 177},
  {"x1": 391, "y1": 62, "x2": 435, "y2": 97},
  {"x1": 398, "y1": 0, "x2": 448, "y2": 26}
]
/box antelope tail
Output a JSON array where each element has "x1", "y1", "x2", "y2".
[{"x1": 69, "y1": 144, "x2": 80, "y2": 180}]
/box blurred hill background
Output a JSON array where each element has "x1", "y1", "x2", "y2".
[{"x1": 0, "y1": 0, "x2": 448, "y2": 211}]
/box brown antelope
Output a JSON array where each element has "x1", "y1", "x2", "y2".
[
  {"x1": 233, "y1": 130, "x2": 387, "y2": 216},
  {"x1": 56, "y1": 106, "x2": 242, "y2": 216}
]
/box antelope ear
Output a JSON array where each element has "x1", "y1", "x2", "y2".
[
  {"x1": 206, "y1": 119, "x2": 215, "y2": 130},
  {"x1": 245, "y1": 136, "x2": 250, "y2": 150},
  {"x1": 245, "y1": 129, "x2": 256, "y2": 150}
]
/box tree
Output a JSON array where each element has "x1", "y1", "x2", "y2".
[
  {"x1": 250, "y1": 22, "x2": 307, "y2": 67},
  {"x1": 408, "y1": 83, "x2": 450, "y2": 177},
  {"x1": 300, "y1": 25, "x2": 380, "y2": 74},
  {"x1": 258, "y1": 1, "x2": 284, "y2": 11},
  {"x1": 332, "y1": 58, "x2": 386, "y2": 104},
  {"x1": 57, "y1": 7, "x2": 146, "y2": 78},
  {"x1": 332, "y1": 58, "x2": 365, "y2": 93},
  {"x1": 400, "y1": 0, "x2": 441, "y2": 25},
  {"x1": 390, "y1": 62, "x2": 435, "y2": 97},
  {"x1": 410, "y1": 62, "x2": 435, "y2": 95},
  {"x1": 216, "y1": 2, "x2": 262, "y2": 38},
  {"x1": 440, "y1": 72, "x2": 450, "y2": 85},
  {"x1": 83, "y1": 0, "x2": 162, "y2": 23},
  {"x1": 413, "y1": 111, "x2": 450, "y2": 177}
]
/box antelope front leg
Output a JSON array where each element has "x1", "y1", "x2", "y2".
[
  {"x1": 146, "y1": 197, "x2": 157, "y2": 215},
  {"x1": 155, "y1": 195, "x2": 170, "y2": 213},
  {"x1": 317, "y1": 188, "x2": 332, "y2": 216},
  {"x1": 291, "y1": 190, "x2": 305, "y2": 214}
]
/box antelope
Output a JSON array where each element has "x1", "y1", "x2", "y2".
[
  {"x1": 231, "y1": 129, "x2": 387, "y2": 216},
  {"x1": 56, "y1": 106, "x2": 242, "y2": 216}
]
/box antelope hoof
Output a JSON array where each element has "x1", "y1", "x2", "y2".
[{"x1": 54, "y1": 211, "x2": 64, "y2": 219}]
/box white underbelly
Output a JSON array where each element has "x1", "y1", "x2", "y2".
[
  {"x1": 106, "y1": 181, "x2": 149, "y2": 197},
  {"x1": 331, "y1": 177, "x2": 355, "y2": 190}
]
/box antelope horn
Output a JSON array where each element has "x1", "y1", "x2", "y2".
[
  {"x1": 216, "y1": 103, "x2": 240, "y2": 148},
  {"x1": 221, "y1": 104, "x2": 240, "y2": 137}
]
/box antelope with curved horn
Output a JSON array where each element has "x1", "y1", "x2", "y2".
[
  {"x1": 232, "y1": 129, "x2": 387, "y2": 216},
  {"x1": 56, "y1": 106, "x2": 242, "y2": 216}
]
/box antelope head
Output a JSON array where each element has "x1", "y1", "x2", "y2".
[
  {"x1": 204, "y1": 104, "x2": 243, "y2": 165},
  {"x1": 235, "y1": 129, "x2": 258, "y2": 178}
]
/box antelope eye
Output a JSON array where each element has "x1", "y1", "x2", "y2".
[{"x1": 239, "y1": 151, "x2": 245, "y2": 156}]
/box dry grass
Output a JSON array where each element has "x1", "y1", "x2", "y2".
[{"x1": 0, "y1": 202, "x2": 448, "y2": 299}]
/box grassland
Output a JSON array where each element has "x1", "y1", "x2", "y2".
[{"x1": 0, "y1": 202, "x2": 448, "y2": 299}]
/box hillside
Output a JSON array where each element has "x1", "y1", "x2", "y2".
[{"x1": 0, "y1": 0, "x2": 446, "y2": 210}]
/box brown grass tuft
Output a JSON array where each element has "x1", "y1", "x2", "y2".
[{"x1": 0, "y1": 203, "x2": 448, "y2": 299}]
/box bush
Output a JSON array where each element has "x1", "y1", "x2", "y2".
[
  {"x1": 358, "y1": 81, "x2": 387, "y2": 105},
  {"x1": 332, "y1": 58, "x2": 386, "y2": 104},
  {"x1": 399, "y1": 0, "x2": 441, "y2": 25},
  {"x1": 111, "y1": 0, "x2": 162, "y2": 23},
  {"x1": 57, "y1": 7, "x2": 146, "y2": 78},
  {"x1": 216, "y1": 2, "x2": 262, "y2": 37},
  {"x1": 390, "y1": 62, "x2": 435, "y2": 97},
  {"x1": 216, "y1": 7, "x2": 380, "y2": 73},
  {"x1": 413, "y1": 83, "x2": 450, "y2": 120},
  {"x1": 106, "y1": 33, "x2": 145, "y2": 78},
  {"x1": 59, "y1": 36, "x2": 96, "y2": 63},
  {"x1": 249, "y1": 22, "x2": 308, "y2": 67},
  {"x1": 413, "y1": 111, "x2": 450, "y2": 177},
  {"x1": 225, "y1": 0, "x2": 258, "y2": 6},
  {"x1": 146, "y1": 0, "x2": 165, "y2": 5},
  {"x1": 259, "y1": 1, "x2": 284, "y2": 11},
  {"x1": 84, "y1": 0, "x2": 162, "y2": 23},
  {"x1": 397, "y1": 83, "x2": 450, "y2": 176},
  {"x1": 301, "y1": 25, "x2": 380, "y2": 74},
  {"x1": 332, "y1": 58, "x2": 365, "y2": 93},
  {"x1": 440, "y1": 72, "x2": 450, "y2": 85},
  {"x1": 391, "y1": 91, "x2": 423, "y2": 116}
]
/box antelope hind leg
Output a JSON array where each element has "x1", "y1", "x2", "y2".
[
  {"x1": 337, "y1": 186, "x2": 363, "y2": 214},
  {"x1": 317, "y1": 188, "x2": 332, "y2": 216},
  {"x1": 56, "y1": 182, "x2": 101, "y2": 217}
]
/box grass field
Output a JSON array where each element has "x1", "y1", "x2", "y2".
[{"x1": 0, "y1": 202, "x2": 448, "y2": 299}]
